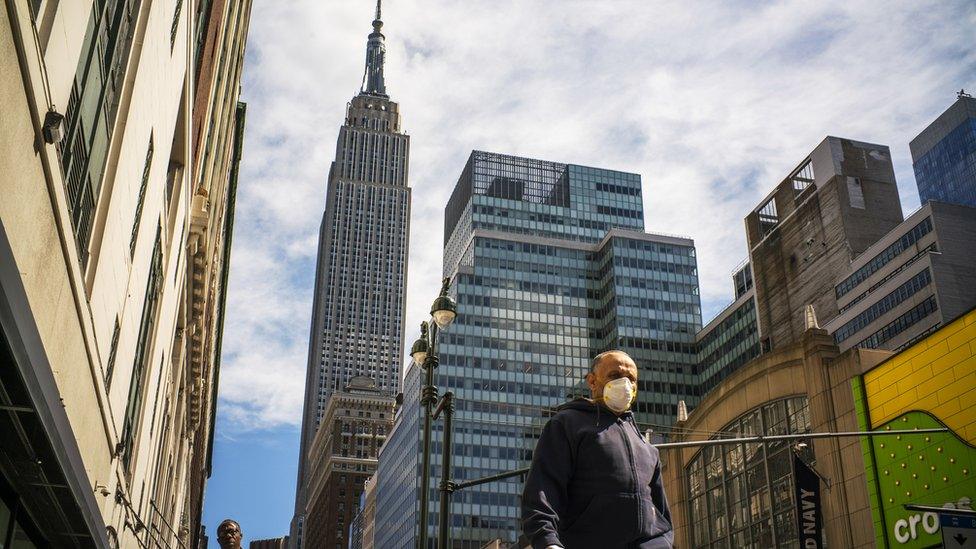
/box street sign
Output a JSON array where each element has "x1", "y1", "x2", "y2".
[{"x1": 941, "y1": 514, "x2": 976, "y2": 548}]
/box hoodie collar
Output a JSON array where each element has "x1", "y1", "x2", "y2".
[{"x1": 559, "y1": 397, "x2": 634, "y2": 420}]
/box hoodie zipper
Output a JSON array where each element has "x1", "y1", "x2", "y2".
[{"x1": 619, "y1": 415, "x2": 642, "y2": 537}]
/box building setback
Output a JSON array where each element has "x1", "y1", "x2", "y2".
[
  {"x1": 375, "y1": 150, "x2": 703, "y2": 547},
  {"x1": 250, "y1": 537, "x2": 289, "y2": 549},
  {"x1": 694, "y1": 261, "x2": 760, "y2": 395},
  {"x1": 742, "y1": 135, "x2": 976, "y2": 357},
  {"x1": 291, "y1": 1, "x2": 410, "y2": 544},
  {"x1": 303, "y1": 377, "x2": 393, "y2": 549},
  {"x1": 0, "y1": 0, "x2": 251, "y2": 547},
  {"x1": 911, "y1": 92, "x2": 976, "y2": 208},
  {"x1": 825, "y1": 200, "x2": 976, "y2": 352}
]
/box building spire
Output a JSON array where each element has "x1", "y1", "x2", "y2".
[{"x1": 361, "y1": 0, "x2": 387, "y2": 97}]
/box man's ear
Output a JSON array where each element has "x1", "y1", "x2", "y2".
[{"x1": 585, "y1": 372, "x2": 595, "y2": 391}]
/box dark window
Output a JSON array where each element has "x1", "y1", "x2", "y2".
[
  {"x1": 104, "y1": 318, "x2": 121, "y2": 386},
  {"x1": 835, "y1": 217, "x2": 933, "y2": 298},
  {"x1": 120, "y1": 229, "x2": 163, "y2": 470},
  {"x1": 834, "y1": 269, "x2": 932, "y2": 343},
  {"x1": 57, "y1": 0, "x2": 144, "y2": 268},
  {"x1": 170, "y1": 0, "x2": 184, "y2": 49},
  {"x1": 130, "y1": 134, "x2": 154, "y2": 256},
  {"x1": 855, "y1": 295, "x2": 939, "y2": 350}
]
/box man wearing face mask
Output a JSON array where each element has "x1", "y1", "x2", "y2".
[{"x1": 521, "y1": 350, "x2": 673, "y2": 548}]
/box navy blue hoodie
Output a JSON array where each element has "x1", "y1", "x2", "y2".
[{"x1": 521, "y1": 399, "x2": 673, "y2": 549}]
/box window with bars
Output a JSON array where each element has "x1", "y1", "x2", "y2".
[
  {"x1": 790, "y1": 160, "x2": 815, "y2": 194},
  {"x1": 757, "y1": 199, "x2": 778, "y2": 237}
]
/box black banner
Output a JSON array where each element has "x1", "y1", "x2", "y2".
[{"x1": 794, "y1": 453, "x2": 823, "y2": 548}]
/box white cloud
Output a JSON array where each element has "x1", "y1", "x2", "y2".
[{"x1": 217, "y1": 0, "x2": 976, "y2": 432}]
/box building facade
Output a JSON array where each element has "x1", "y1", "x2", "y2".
[
  {"x1": 185, "y1": 1, "x2": 252, "y2": 545},
  {"x1": 744, "y1": 135, "x2": 976, "y2": 357},
  {"x1": 291, "y1": 3, "x2": 411, "y2": 544},
  {"x1": 663, "y1": 325, "x2": 892, "y2": 548},
  {"x1": 824, "y1": 200, "x2": 976, "y2": 353},
  {"x1": 694, "y1": 261, "x2": 760, "y2": 394},
  {"x1": 375, "y1": 150, "x2": 703, "y2": 547},
  {"x1": 249, "y1": 537, "x2": 289, "y2": 549},
  {"x1": 663, "y1": 305, "x2": 976, "y2": 548},
  {"x1": 302, "y1": 377, "x2": 393, "y2": 549},
  {"x1": 0, "y1": 0, "x2": 250, "y2": 547},
  {"x1": 746, "y1": 136, "x2": 904, "y2": 352},
  {"x1": 348, "y1": 472, "x2": 377, "y2": 549},
  {"x1": 911, "y1": 92, "x2": 976, "y2": 208},
  {"x1": 373, "y1": 362, "x2": 423, "y2": 548}
]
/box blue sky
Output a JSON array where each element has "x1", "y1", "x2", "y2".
[{"x1": 202, "y1": 0, "x2": 976, "y2": 542}]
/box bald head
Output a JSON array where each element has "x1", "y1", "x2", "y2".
[{"x1": 586, "y1": 351, "x2": 637, "y2": 404}]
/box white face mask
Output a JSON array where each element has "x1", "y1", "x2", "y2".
[{"x1": 602, "y1": 377, "x2": 635, "y2": 412}]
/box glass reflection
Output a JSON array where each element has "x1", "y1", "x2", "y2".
[{"x1": 684, "y1": 397, "x2": 811, "y2": 546}]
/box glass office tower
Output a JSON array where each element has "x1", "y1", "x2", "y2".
[
  {"x1": 375, "y1": 151, "x2": 702, "y2": 547},
  {"x1": 911, "y1": 92, "x2": 976, "y2": 207}
]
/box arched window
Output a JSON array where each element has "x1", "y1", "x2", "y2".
[{"x1": 685, "y1": 397, "x2": 812, "y2": 547}]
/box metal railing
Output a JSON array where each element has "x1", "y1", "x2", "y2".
[{"x1": 424, "y1": 425, "x2": 948, "y2": 546}]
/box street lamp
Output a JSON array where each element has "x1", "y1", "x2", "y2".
[{"x1": 412, "y1": 277, "x2": 456, "y2": 549}]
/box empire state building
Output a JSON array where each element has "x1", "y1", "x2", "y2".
[{"x1": 291, "y1": 1, "x2": 410, "y2": 545}]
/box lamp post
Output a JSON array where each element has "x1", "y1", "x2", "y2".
[{"x1": 410, "y1": 277, "x2": 457, "y2": 549}]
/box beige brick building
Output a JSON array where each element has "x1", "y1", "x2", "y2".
[
  {"x1": 303, "y1": 377, "x2": 393, "y2": 549},
  {"x1": 0, "y1": 0, "x2": 250, "y2": 546},
  {"x1": 661, "y1": 326, "x2": 891, "y2": 547}
]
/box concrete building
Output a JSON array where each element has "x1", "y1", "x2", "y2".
[
  {"x1": 291, "y1": 2, "x2": 410, "y2": 543},
  {"x1": 375, "y1": 150, "x2": 703, "y2": 547},
  {"x1": 824, "y1": 200, "x2": 976, "y2": 352},
  {"x1": 911, "y1": 91, "x2": 976, "y2": 208},
  {"x1": 250, "y1": 537, "x2": 289, "y2": 549},
  {"x1": 746, "y1": 136, "x2": 904, "y2": 352},
  {"x1": 0, "y1": 0, "x2": 250, "y2": 546},
  {"x1": 743, "y1": 135, "x2": 976, "y2": 357},
  {"x1": 303, "y1": 377, "x2": 393, "y2": 549}
]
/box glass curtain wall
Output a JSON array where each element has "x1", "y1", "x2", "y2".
[
  {"x1": 424, "y1": 151, "x2": 702, "y2": 546},
  {"x1": 914, "y1": 117, "x2": 976, "y2": 208}
]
